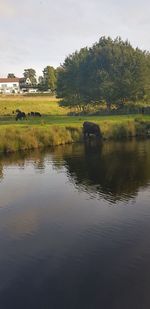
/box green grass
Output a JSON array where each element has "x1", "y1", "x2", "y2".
[
  {"x1": 1, "y1": 114, "x2": 150, "y2": 127},
  {"x1": 0, "y1": 95, "x2": 69, "y2": 116},
  {"x1": 0, "y1": 114, "x2": 150, "y2": 153},
  {"x1": 0, "y1": 95, "x2": 150, "y2": 153}
]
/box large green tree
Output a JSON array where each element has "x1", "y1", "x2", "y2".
[
  {"x1": 42, "y1": 66, "x2": 57, "y2": 93},
  {"x1": 23, "y1": 68, "x2": 37, "y2": 86},
  {"x1": 57, "y1": 37, "x2": 150, "y2": 110}
]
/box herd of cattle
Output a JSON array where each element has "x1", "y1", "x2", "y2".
[
  {"x1": 14, "y1": 110, "x2": 42, "y2": 121},
  {"x1": 14, "y1": 111, "x2": 102, "y2": 139}
]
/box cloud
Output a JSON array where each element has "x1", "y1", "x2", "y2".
[
  {"x1": 0, "y1": 1, "x2": 16, "y2": 18},
  {"x1": 0, "y1": 0, "x2": 150, "y2": 76}
]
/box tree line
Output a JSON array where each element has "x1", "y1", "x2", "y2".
[
  {"x1": 7, "y1": 36, "x2": 150, "y2": 108},
  {"x1": 7, "y1": 66, "x2": 57, "y2": 93},
  {"x1": 57, "y1": 37, "x2": 150, "y2": 110}
]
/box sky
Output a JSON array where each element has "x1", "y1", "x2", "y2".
[{"x1": 0, "y1": 0, "x2": 150, "y2": 77}]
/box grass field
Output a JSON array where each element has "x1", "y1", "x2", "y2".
[
  {"x1": 1, "y1": 114, "x2": 150, "y2": 126},
  {"x1": 0, "y1": 95, "x2": 150, "y2": 153},
  {"x1": 0, "y1": 95, "x2": 69, "y2": 116}
]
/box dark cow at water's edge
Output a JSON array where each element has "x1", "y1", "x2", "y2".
[{"x1": 83, "y1": 121, "x2": 102, "y2": 139}]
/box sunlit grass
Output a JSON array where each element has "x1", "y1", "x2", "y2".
[
  {"x1": 0, "y1": 126, "x2": 82, "y2": 153},
  {"x1": 0, "y1": 95, "x2": 69, "y2": 116},
  {"x1": 0, "y1": 116, "x2": 150, "y2": 153},
  {"x1": 0, "y1": 95, "x2": 150, "y2": 153}
]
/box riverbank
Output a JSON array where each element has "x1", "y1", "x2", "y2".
[
  {"x1": 0, "y1": 95, "x2": 150, "y2": 153},
  {"x1": 0, "y1": 116, "x2": 150, "y2": 153}
]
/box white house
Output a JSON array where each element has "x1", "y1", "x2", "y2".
[
  {"x1": 0, "y1": 78, "x2": 20, "y2": 94},
  {"x1": 0, "y1": 77, "x2": 35, "y2": 94}
]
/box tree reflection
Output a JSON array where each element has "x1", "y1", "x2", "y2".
[
  {"x1": 52, "y1": 140, "x2": 150, "y2": 203},
  {"x1": 0, "y1": 141, "x2": 150, "y2": 203},
  {"x1": 0, "y1": 149, "x2": 46, "y2": 180}
]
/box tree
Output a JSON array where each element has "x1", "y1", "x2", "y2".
[
  {"x1": 23, "y1": 68, "x2": 37, "y2": 86},
  {"x1": 7, "y1": 73, "x2": 16, "y2": 78},
  {"x1": 38, "y1": 76, "x2": 45, "y2": 91},
  {"x1": 42, "y1": 66, "x2": 57, "y2": 93},
  {"x1": 57, "y1": 48, "x2": 90, "y2": 110},
  {"x1": 57, "y1": 37, "x2": 150, "y2": 111}
]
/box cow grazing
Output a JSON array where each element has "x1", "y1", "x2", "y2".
[
  {"x1": 34, "y1": 112, "x2": 41, "y2": 117},
  {"x1": 29, "y1": 112, "x2": 41, "y2": 117},
  {"x1": 16, "y1": 111, "x2": 26, "y2": 121},
  {"x1": 16, "y1": 109, "x2": 21, "y2": 113},
  {"x1": 83, "y1": 121, "x2": 102, "y2": 139}
]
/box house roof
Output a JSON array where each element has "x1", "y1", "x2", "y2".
[{"x1": 0, "y1": 78, "x2": 20, "y2": 83}]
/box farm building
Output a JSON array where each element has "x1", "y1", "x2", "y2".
[
  {"x1": 0, "y1": 77, "x2": 35, "y2": 94},
  {"x1": 0, "y1": 78, "x2": 20, "y2": 94}
]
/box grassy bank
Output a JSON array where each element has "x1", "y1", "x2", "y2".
[
  {"x1": 0, "y1": 116, "x2": 150, "y2": 153},
  {"x1": 0, "y1": 126, "x2": 82, "y2": 153},
  {"x1": 0, "y1": 96, "x2": 150, "y2": 153}
]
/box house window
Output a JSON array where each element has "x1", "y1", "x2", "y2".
[{"x1": 13, "y1": 84, "x2": 17, "y2": 86}]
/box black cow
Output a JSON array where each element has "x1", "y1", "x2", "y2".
[
  {"x1": 29, "y1": 112, "x2": 41, "y2": 117},
  {"x1": 34, "y1": 112, "x2": 41, "y2": 117},
  {"x1": 16, "y1": 109, "x2": 21, "y2": 113},
  {"x1": 16, "y1": 111, "x2": 26, "y2": 121},
  {"x1": 83, "y1": 121, "x2": 102, "y2": 139}
]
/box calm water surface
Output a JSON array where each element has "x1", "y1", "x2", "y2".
[{"x1": 0, "y1": 140, "x2": 150, "y2": 309}]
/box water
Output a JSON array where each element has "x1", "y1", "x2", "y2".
[{"x1": 0, "y1": 140, "x2": 150, "y2": 309}]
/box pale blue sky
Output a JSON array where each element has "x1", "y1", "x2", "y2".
[{"x1": 0, "y1": 0, "x2": 150, "y2": 77}]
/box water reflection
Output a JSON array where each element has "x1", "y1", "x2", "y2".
[
  {"x1": 51, "y1": 140, "x2": 150, "y2": 202},
  {"x1": 0, "y1": 149, "x2": 46, "y2": 177},
  {"x1": 0, "y1": 141, "x2": 150, "y2": 309},
  {"x1": 0, "y1": 140, "x2": 150, "y2": 203}
]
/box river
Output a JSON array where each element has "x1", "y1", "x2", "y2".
[{"x1": 0, "y1": 140, "x2": 150, "y2": 309}]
